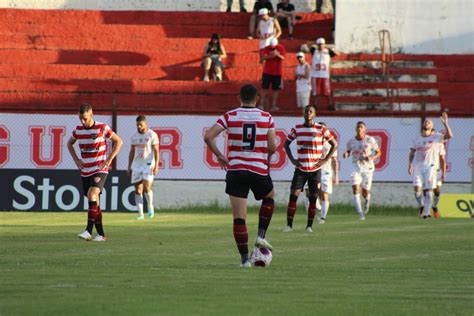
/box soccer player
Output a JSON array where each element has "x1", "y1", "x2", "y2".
[
  {"x1": 204, "y1": 84, "x2": 276, "y2": 267},
  {"x1": 283, "y1": 105, "x2": 337, "y2": 232},
  {"x1": 408, "y1": 113, "x2": 452, "y2": 219},
  {"x1": 127, "y1": 115, "x2": 160, "y2": 220},
  {"x1": 432, "y1": 141, "x2": 446, "y2": 217},
  {"x1": 67, "y1": 103, "x2": 123, "y2": 241},
  {"x1": 343, "y1": 122, "x2": 381, "y2": 220},
  {"x1": 317, "y1": 122, "x2": 339, "y2": 224}
]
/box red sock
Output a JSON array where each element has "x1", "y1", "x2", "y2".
[
  {"x1": 95, "y1": 207, "x2": 105, "y2": 236},
  {"x1": 233, "y1": 218, "x2": 248, "y2": 261},
  {"x1": 86, "y1": 202, "x2": 98, "y2": 234},
  {"x1": 307, "y1": 202, "x2": 317, "y2": 228},
  {"x1": 258, "y1": 198, "x2": 274, "y2": 238},
  {"x1": 287, "y1": 194, "x2": 298, "y2": 227}
]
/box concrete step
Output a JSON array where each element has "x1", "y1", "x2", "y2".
[
  {"x1": 331, "y1": 60, "x2": 434, "y2": 69},
  {"x1": 336, "y1": 103, "x2": 441, "y2": 112},
  {"x1": 332, "y1": 74, "x2": 437, "y2": 83},
  {"x1": 333, "y1": 88, "x2": 439, "y2": 97}
]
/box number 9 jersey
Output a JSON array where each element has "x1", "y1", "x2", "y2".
[{"x1": 216, "y1": 107, "x2": 275, "y2": 176}]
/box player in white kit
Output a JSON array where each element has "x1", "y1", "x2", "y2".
[
  {"x1": 343, "y1": 122, "x2": 381, "y2": 220},
  {"x1": 317, "y1": 122, "x2": 339, "y2": 224},
  {"x1": 127, "y1": 115, "x2": 160, "y2": 219},
  {"x1": 408, "y1": 113, "x2": 452, "y2": 219}
]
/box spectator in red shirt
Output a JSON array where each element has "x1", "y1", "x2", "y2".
[{"x1": 260, "y1": 38, "x2": 286, "y2": 111}]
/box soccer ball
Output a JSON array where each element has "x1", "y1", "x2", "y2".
[{"x1": 250, "y1": 247, "x2": 272, "y2": 267}]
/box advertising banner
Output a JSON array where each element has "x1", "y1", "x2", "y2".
[
  {"x1": 0, "y1": 169, "x2": 136, "y2": 212},
  {"x1": 438, "y1": 194, "x2": 474, "y2": 218},
  {"x1": 0, "y1": 114, "x2": 472, "y2": 182}
]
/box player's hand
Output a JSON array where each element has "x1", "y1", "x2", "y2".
[
  {"x1": 127, "y1": 168, "x2": 131, "y2": 176},
  {"x1": 442, "y1": 173, "x2": 446, "y2": 182},
  {"x1": 217, "y1": 154, "x2": 229, "y2": 170},
  {"x1": 408, "y1": 164, "x2": 413, "y2": 175},
  {"x1": 153, "y1": 166, "x2": 159, "y2": 176},
  {"x1": 291, "y1": 158, "x2": 302, "y2": 168},
  {"x1": 74, "y1": 158, "x2": 84, "y2": 170},
  {"x1": 314, "y1": 158, "x2": 328, "y2": 169},
  {"x1": 440, "y1": 112, "x2": 448, "y2": 124},
  {"x1": 342, "y1": 151, "x2": 349, "y2": 159},
  {"x1": 99, "y1": 160, "x2": 111, "y2": 170},
  {"x1": 333, "y1": 176, "x2": 339, "y2": 185}
]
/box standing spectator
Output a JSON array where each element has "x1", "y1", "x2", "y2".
[
  {"x1": 408, "y1": 113, "x2": 452, "y2": 218},
  {"x1": 256, "y1": 8, "x2": 282, "y2": 52},
  {"x1": 275, "y1": 0, "x2": 296, "y2": 40},
  {"x1": 204, "y1": 84, "x2": 276, "y2": 267},
  {"x1": 294, "y1": 52, "x2": 311, "y2": 111},
  {"x1": 226, "y1": 0, "x2": 247, "y2": 12},
  {"x1": 283, "y1": 105, "x2": 337, "y2": 233},
  {"x1": 67, "y1": 103, "x2": 123, "y2": 242},
  {"x1": 309, "y1": 37, "x2": 339, "y2": 109},
  {"x1": 313, "y1": 0, "x2": 335, "y2": 13},
  {"x1": 260, "y1": 38, "x2": 286, "y2": 111},
  {"x1": 248, "y1": 0, "x2": 274, "y2": 39},
  {"x1": 343, "y1": 121, "x2": 381, "y2": 220},
  {"x1": 202, "y1": 33, "x2": 227, "y2": 82}
]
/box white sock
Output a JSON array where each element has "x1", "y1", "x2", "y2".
[
  {"x1": 144, "y1": 190, "x2": 154, "y2": 213},
  {"x1": 353, "y1": 194, "x2": 363, "y2": 215},
  {"x1": 424, "y1": 191, "x2": 433, "y2": 216},
  {"x1": 321, "y1": 200, "x2": 329, "y2": 219},
  {"x1": 415, "y1": 191, "x2": 424, "y2": 207},
  {"x1": 433, "y1": 192, "x2": 440, "y2": 208},
  {"x1": 316, "y1": 197, "x2": 321, "y2": 210},
  {"x1": 135, "y1": 194, "x2": 144, "y2": 217}
]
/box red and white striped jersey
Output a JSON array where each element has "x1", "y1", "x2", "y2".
[
  {"x1": 216, "y1": 107, "x2": 275, "y2": 176},
  {"x1": 287, "y1": 123, "x2": 333, "y2": 172},
  {"x1": 72, "y1": 121, "x2": 115, "y2": 177}
]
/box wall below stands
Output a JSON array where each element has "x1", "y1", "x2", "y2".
[
  {"x1": 0, "y1": 0, "x2": 320, "y2": 12},
  {"x1": 336, "y1": 0, "x2": 474, "y2": 54}
]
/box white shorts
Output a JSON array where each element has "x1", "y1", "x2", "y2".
[
  {"x1": 412, "y1": 166, "x2": 437, "y2": 190},
  {"x1": 320, "y1": 169, "x2": 333, "y2": 194},
  {"x1": 131, "y1": 165, "x2": 154, "y2": 184},
  {"x1": 350, "y1": 169, "x2": 374, "y2": 191},
  {"x1": 296, "y1": 91, "x2": 311, "y2": 108}
]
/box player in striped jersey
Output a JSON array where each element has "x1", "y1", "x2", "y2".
[
  {"x1": 204, "y1": 84, "x2": 276, "y2": 267},
  {"x1": 67, "y1": 103, "x2": 123, "y2": 241},
  {"x1": 283, "y1": 105, "x2": 337, "y2": 233},
  {"x1": 343, "y1": 122, "x2": 381, "y2": 220}
]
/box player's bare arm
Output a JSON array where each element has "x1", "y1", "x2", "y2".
[
  {"x1": 316, "y1": 138, "x2": 337, "y2": 169},
  {"x1": 267, "y1": 128, "x2": 277, "y2": 166},
  {"x1": 153, "y1": 143, "x2": 160, "y2": 175},
  {"x1": 440, "y1": 154, "x2": 446, "y2": 182},
  {"x1": 367, "y1": 148, "x2": 381, "y2": 162},
  {"x1": 204, "y1": 124, "x2": 229, "y2": 169},
  {"x1": 100, "y1": 133, "x2": 123, "y2": 170},
  {"x1": 332, "y1": 156, "x2": 339, "y2": 185},
  {"x1": 284, "y1": 139, "x2": 301, "y2": 168},
  {"x1": 67, "y1": 136, "x2": 84, "y2": 169},
  {"x1": 127, "y1": 144, "x2": 135, "y2": 176},
  {"x1": 440, "y1": 112, "x2": 453, "y2": 140},
  {"x1": 342, "y1": 148, "x2": 351, "y2": 159},
  {"x1": 274, "y1": 18, "x2": 282, "y2": 39},
  {"x1": 408, "y1": 149, "x2": 416, "y2": 175}
]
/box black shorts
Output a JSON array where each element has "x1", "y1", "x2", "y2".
[
  {"x1": 262, "y1": 73, "x2": 282, "y2": 90},
  {"x1": 81, "y1": 173, "x2": 108, "y2": 196},
  {"x1": 225, "y1": 170, "x2": 273, "y2": 200},
  {"x1": 277, "y1": 16, "x2": 289, "y2": 28},
  {"x1": 290, "y1": 168, "x2": 321, "y2": 194}
]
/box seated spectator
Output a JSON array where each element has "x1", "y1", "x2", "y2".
[
  {"x1": 202, "y1": 33, "x2": 227, "y2": 82},
  {"x1": 248, "y1": 0, "x2": 274, "y2": 39},
  {"x1": 256, "y1": 8, "x2": 282, "y2": 53},
  {"x1": 275, "y1": 0, "x2": 296, "y2": 40},
  {"x1": 226, "y1": 0, "x2": 246, "y2": 12}
]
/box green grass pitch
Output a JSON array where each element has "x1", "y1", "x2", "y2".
[{"x1": 1, "y1": 205, "x2": 473, "y2": 316}]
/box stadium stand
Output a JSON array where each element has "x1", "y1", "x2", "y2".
[{"x1": 0, "y1": 9, "x2": 472, "y2": 116}]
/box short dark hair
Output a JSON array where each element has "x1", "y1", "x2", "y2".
[
  {"x1": 318, "y1": 121, "x2": 326, "y2": 127},
  {"x1": 136, "y1": 115, "x2": 147, "y2": 122},
  {"x1": 79, "y1": 103, "x2": 92, "y2": 114},
  {"x1": 305, "y1": 104, "x2": 317, "y2": 111},
  {"x1": 356, "y1": 121, "x2": 366, "y2": 127},
  {"x1": 240, "y1": 84, "x2": 258, "y2": 103}
]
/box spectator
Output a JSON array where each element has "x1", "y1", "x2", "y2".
[
  {"x1": 260, "y1": 38, "x2": 286, "y2": 111},
  {"x1": 275, "y1": 0, "x2": 296, "y2": 40},
  {"x1": 202, "y1": 33, "x2": 227, "y2": 82},
  {"x1": 294, "y1": 52, "x2": 311, "y2": 111},
  {"x1": 313, "y1": 0, "x2": 335, "y2": 13},
  {"x1": 248, "y1": 0, "x2": 274, "y2": 40},
  {"x1": 308, "y1": 37, "x2": 339, "y2": 109},
  {"x1": 256, "y1": 8, "x2": 282, "y2": 52},
  {"x1": 226, "y1": 0, "x2": 247, "y2": 12}
]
